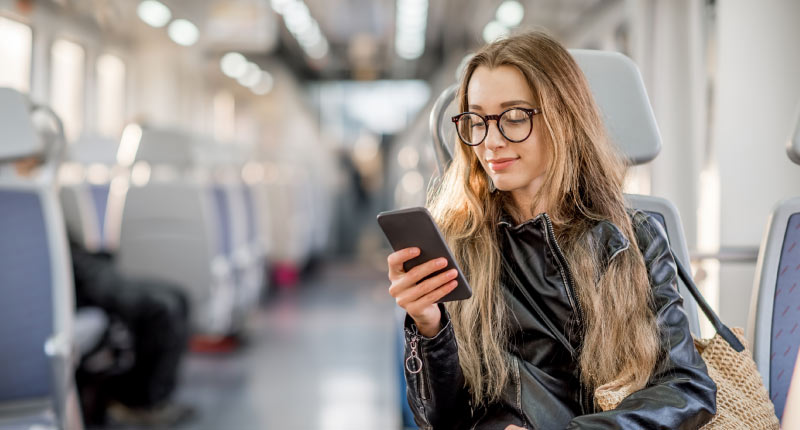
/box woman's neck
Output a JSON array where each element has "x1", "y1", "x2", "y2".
[
  {"x1": 508, "y1": 190, "x2": 547, "y2": 223},
  {"x1": 508, "y1": 175, "x2": 548, "y2": 223}
]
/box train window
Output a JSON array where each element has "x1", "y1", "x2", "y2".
[
  {"x1": 50, "y1": 38, "x2": 85, "y2": 142},
  {"x1": 0, "y1": 16, "x2": 32, "y2": 92},
  {"x1": 96, "y1": 53, "x2": 126, "y2": 137}
]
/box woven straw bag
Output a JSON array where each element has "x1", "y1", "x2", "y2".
[{"x1": 594, "y1": 251, "x2": 779, "y2": 429}]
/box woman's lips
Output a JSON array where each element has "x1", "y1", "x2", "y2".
[{"x1": 487, "y1": 157, "x2": 518, "y2": 171}]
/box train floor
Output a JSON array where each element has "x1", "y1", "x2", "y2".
[{"x1": 168, "y1": 258, "x2": 401, "y2": 430}]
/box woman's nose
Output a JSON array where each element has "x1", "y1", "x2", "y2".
[{"x1": 484, "y1": 121, "x2": 506, "y2": 151}]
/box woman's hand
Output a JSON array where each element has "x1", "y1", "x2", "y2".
[
  {"x1": 504, "y1": 425, "x2": 526, "y2": 430},
  {"x1": 387, "y1": 247, "x2": 459, "y2": 338}
]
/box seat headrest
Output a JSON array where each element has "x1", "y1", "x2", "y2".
[
  {"x1": 789, "y1": 101, "x2": 800, "y2": 166},
  {"x1": 569, "y1": 50, "x2": 661, "y2": 165},
  {"x1": 0, "y1": 87, "x2": 42, "y2": 161},
  {"x1": 70, "y1": 135, "x2": 119, "y2": 165},
  {"x1": 132, "y1": 127, "x2": 195, "y2": 167}
]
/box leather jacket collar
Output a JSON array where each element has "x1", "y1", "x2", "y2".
[{"x1": 497, "y1": 211, "x2": 631, "y2": 271}]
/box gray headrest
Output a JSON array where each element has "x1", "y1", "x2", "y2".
[
  {"x1": 133, "y1": 127, "x2": 196, "y2": 167},
  {"x1": 570, "y1": 50, "x2": 661, "y2": 165},
  {"x1": 0, "y1": 87, "x2": 41, "y2": 161},
  {"x1": 789, "y1": 101, "x2": 800, "y2": 166},
  {"x1": 70, "y1": 135, "x2": 119, "y2": 165}
]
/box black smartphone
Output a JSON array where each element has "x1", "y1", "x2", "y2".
[{"x1": 376, "y1": 206, "x2": 472, "y2": 303}]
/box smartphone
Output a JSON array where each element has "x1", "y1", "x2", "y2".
[{"x1": 376, "y1": 206, "x2": 472, "y2": 303}]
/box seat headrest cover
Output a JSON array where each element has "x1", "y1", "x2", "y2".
[
  {"x1": 569, "y1": 50, "x2": 662, "y2": 165},
  {"x1": 0, "y1": 87, "x2": 41, "y2": 161},
  {"x1": 134, "y1": 127, "x2": 195, "y2": 167},
  {"x1": 789, "y1": 100, "x2": 800, "y2": 166},
  {"x1": 70, "y1": 135, "x2": 119, "y2": 165}
]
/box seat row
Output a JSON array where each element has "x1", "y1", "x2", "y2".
[{"x1": 0, "y1": 86, "x2": 330, "y2": 429}]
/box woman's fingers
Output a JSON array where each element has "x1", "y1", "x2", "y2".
[
  {"x1": 388, "y1": 256, "x2": 449, "y2": 297},
  {"x1": 504, "y1": 425, "x2": 527, "y2": 430},
  {"x1": 412, "y1": 279, "x2": 458, "y2": 310},
  {"x1": 395, "y1": 268, "x2": 458, "y2": 307},
  {"x1": 387, "y1": 247, "x2": 419, "y2": 280}
]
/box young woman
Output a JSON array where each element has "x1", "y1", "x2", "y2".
[{"x1": 386, "y1": 31, "x2": 716, "y2": 429}]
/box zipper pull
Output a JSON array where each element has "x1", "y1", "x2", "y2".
[{"x1": 405, "y1": 325, "x2": 423, "y2": 374}]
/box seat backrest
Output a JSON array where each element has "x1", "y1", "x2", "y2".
[
  {"x1": 115, "y1": 127, "x2": 241, "y2": 334},
  {"x1": 66, "y1": 135, "x2": 120, "y2": 250},
  {"x1": 428, "y1": 50, "x2": 701, "y2": 335},
  {"x1": 0, "y1": 87, "x2": 74, "y2": 425},
  {"x1": 749, "y1": 103, "x2": 800, "y2": 419},
  {"x1": 0, "y1": 189, "x2": 55, "y2": 403}
]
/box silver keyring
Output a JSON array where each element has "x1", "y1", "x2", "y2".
[{"x1": 405, "y1": 355, "x2": 423, "y2": 374}]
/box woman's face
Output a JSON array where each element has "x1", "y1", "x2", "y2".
[{"x1": 466, "y1": 65, "x2": 549, "y2": 198}]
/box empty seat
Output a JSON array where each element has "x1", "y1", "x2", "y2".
[
  {"x1": 195, "y1": 141, "x2": 265, "y2": 319},
  {"x1": 749, "y1": 101, "x2": 800, "y2": 420},
  {"x1": 114, "y1": 127, "x2": 244, "y2": 335},
  {"x1": 58, "y1": 135, "x2": 120, "y2": 253}
]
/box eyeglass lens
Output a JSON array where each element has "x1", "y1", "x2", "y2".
[{"x1": 455, "y1": 108, "x2": 531, "y2": 146}]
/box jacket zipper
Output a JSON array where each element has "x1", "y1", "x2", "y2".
[
  {"x1": 541, "y1": 213, "x2": 583, "y2": 328},
  {"x1": 406, "y1": 324, "x2": 428, "y2": 400},
  {"x1": 542, "y1": 213, "x2": 593, "y2": 414}
]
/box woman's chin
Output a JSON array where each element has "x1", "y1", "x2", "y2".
[{"x1": 491, "y1": 176, "x2": 519, "y2": 192}]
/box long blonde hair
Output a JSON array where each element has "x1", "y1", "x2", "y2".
[{"x1": 427, "y1": 31, "x2": 660, "y2": 406}]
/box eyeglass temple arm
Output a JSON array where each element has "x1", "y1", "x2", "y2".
[{"x1": 429, "y1": 84, "x2": 458, "y2": 175}]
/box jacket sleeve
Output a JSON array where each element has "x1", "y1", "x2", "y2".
[
  {"x1": 404, "y1": 303, "x2": 473, "y2": 430},
  {"x1": 566, "y1": 212, "x2": 717, "y2": 430}
]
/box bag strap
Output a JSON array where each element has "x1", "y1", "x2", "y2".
[{"x1": 669, "y1": 249, "x2": 745, "y2": 352}]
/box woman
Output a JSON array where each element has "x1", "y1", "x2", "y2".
[{"x1": 386, "y1": 31, "x2": 716, "y2": 429}]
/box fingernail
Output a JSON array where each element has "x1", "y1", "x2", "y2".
[
  {"x1": 410, "y1": 248, "x2": 419, "y2": 255},
  {"x1": 437, "y1": 259, "x2": 447, "y2": 267},
  {"x1": 447, "y1": 269, "x2": 457, "y2": 278}
]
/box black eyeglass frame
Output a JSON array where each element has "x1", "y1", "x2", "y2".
[{"x1": 451, "y1": 107, "x2": 542, "y2": 146}]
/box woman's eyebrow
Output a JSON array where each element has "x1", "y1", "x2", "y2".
[
  {"x1": 500, "y1": 100, "x2": 534, "y2": 108},
  {"x1": 467, "y1": 100, "x2": 534, "y2": 111}
]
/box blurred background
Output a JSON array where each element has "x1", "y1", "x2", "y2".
[{"x1": 0, "y1": 0, "x2": 799, "y2": 429}]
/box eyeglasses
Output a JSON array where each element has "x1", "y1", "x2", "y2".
[{"x1": 451, "y1": 107, "x2": 542, "y2": 146}]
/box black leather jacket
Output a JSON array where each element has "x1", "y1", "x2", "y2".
[{"x1": 403, "y1": 210, "x2": 716, "y2": 429}]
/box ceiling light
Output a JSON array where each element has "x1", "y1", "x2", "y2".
[
  {"x1": 252, "y1": 72, "x2": 274, "y2": 95},
  {"x1": 220, "y1": 52, "x2": 248, "y2": 78},
  {"x1": 237, "y1": 62, "x2": 262, "y2": 87},
  {"x1": 483, "y1": 20, "x2": 509, "y2": 43},
  {"x1": 306, "y1": 38, "x2": 328, "y2": 59},
  {"x1": 137, "y1": 0, "x2": 171, "y2": 28},
  {"x1": 395, "y1": 0, "x2": 429, "y2": 60},
  {"x1": 270, "y1": 0, "x2": 294, "y2": 15},
  {"x1": 168, "y1": 19, "x2": 199, "y2": 46},
  {"x1": 496, "y1": 0, "x2": 524, "y2": 27},
  {"x1": 284, "y1": 2, "x2": 313, "y2": 35}
]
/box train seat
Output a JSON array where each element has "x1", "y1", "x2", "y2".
[
  {"x1": 58, "y1": 135, "x2": 119, "y2": 253},
  {"x1": 114, "y1": 127, "x2": 238, "y2": 335},
  {"x1": 0, "y1": 87, "x2": 81, "y2": 430},
  {"x1": 748, "y1": 101, "x2": 800, "y2": 420},
  {"x1": 195, "y1": 141, "x2": 265, "y2": 323},
  {"x1": 428, "y1": 49, "x2": 703, "y2": 336}
]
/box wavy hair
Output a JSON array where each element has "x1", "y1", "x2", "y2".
[{"x1": 427, "y1": 30, "x2": 660, "y2": 406}]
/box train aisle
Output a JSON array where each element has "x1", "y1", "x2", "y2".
[{"x1": 173, "y1": 259, "x2": 400, "y2": 430}]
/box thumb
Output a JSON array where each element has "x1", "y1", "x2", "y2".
[{"x1": 505, "y1": 426, "x2": 527, "y2": 430}]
